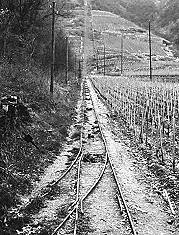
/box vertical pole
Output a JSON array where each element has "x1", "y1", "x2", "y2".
[
  {"x1": 78, "y1": 60, "x2": 81, "y2": 79},
  {"x1": 19, "y1": 0, "x2": 22, "y2": 15},
  {"x1": 96, "y1": 48, "x2": 99, "y2": 71},
  {"x1": 66, "y1": 36, "x2": 69, "y2": 85},
  {"x1": 74, "y1": 54, "x2": 76, "y2": 79},
  {"x1": 149, "y1": 21, "x2": 152, "y2": 81},
  {"x1": 121, "y1": 33, "x2": 123, "y2": 75},
  {"x1": 50, "y1": 1, "x2": 55, "y2": 95},
  {"x1": 104, "y1": 44, "x2": 106, "y2": 76},
  {"x1": 4, "y1": 29, "x2": 7, "y2": 57},
  {"x1": 19, "y1": 0, "x2": 22, "y2": 34}
]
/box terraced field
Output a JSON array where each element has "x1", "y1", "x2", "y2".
[{"x1": 90, "y1": 9, "x2": 179, "y2": 77}]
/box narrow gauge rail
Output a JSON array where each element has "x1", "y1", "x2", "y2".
[{"x1": 50, "y1": 79, "x2": 137, "y2": 235}]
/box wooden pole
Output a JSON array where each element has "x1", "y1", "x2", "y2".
[
  {"x1": 66, "y1": 36, "x2": 69, "y2": 85},
  {"x1": 50, "y1": 1, "x2": 55, "y2": 95},
  {"x1": 96, "y1": 48, "x2": 99, "y2": 71},
  {"x1": 78, "y1": 60, "x2": 81, "y2": 79},
  {"x1": 104, "y1": 44, "x2": 106, "y2": 76},
  {"x1": 121, "y1": 33, "x2": 124, "y2": 75},
  {"x1": 74, "y1": 54, "x2": 76, "y2": 79},
  {"x1": 172, "y1": 96, "x2": 176, "y2": 172},
  {"x1": 19, "y1": 0, "x2": 22, "y2": 15},
  {"x1": 149, "y1": 21, "x2": 152, "y2": 81}
]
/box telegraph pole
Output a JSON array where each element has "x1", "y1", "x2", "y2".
[
  {"x1": 19, "y1": 0, "x2": 22, "y2": 15},
  {"x1": 78, "y1": 60, "x2": 82, "y2": 79},
  {"x1": 50, "y1": 1, "x2": 55, "y2": 95},
  {"x1": 66, "y1": 36, "x2": 69, "y2": 85},
  {"x1": 104, "y1": 44, "x2": 106, "y2": 76},
  {"x1": 121, "y1": 33, "x2": 124, "y2": 75},
  {"x1": 96, "y1": 49, "x2": 99, "y2": 72},
  {"x1": 149, "y1": 21, "x2": 152, "y2": 81},
  {"x1": 74, "y1": 54, "x2": 77, "y2": 79}
]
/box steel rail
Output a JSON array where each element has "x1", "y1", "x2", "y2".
[
  {"x1": 74, "y1": 152, "x2": 83, "y2": 235},
  {"x1": 51, "y1": 79, "x2": 137, "y2": 235},
  {"x1": 87, "y1": 78, "x2": 137, "y2": 235},
  {"x1": 20, "y1": 82, "x2": 85, "y2": 214},
  {"x1": 49, "y1": 79, "x2": 86, "y2": 190},
  {"x1": 51, "y1": 207, "x2": 76, "y2": 235},
  {"x1": 80, "y1": 152, "x2": 108, "y2": 213},
  {"x1": 51, "y1": 152, "x2": 108, "y2": 235},
  {"x1": 51, "y1": 80, "x2": 109, "y2": 235},
  {"x1": 51, "y1": 79, "x2": 86, "y2": 235}
]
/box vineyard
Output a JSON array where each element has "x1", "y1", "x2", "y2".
[
  {"x1": 86, "y1": 6, "x2": 179, "y2": 231},
  {"x1": 91, "y1": 75, "x2": 179, "y2": 172},
  {"x1": 88, "y1": 9, "x2": 179, "y2": 79}
]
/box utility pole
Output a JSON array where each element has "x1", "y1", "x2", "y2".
[
  {"x1": 19, "y1": 0, "x2": 22, "y2": 15},
  {"x1": 78, "y1": 59, "x2": 82, "y2": 79},
  {"x1": 104, "y1": 44, "x2": 106, "y2": 76},
  {"x1": 50, "y1": 1, "x2": 55, "y2": 95},
  {"x1": 121, "y1": 33, "x2": 124, "y2": 75},
  {"x1": 74, "y1": 54, "x2": 76, "y2": 79},
  {"x1": 4, "y1": 27, "x2": 7, "y2": 57},
  {"x1": 96, "y1": 49, "x2": 99, "y2": 72},
  {"x1": 66, "y1": 36, "x2": 69, "y2": 85},
  {"x1": 149, "y1": 21, "x2": 152, "y2": 81}
]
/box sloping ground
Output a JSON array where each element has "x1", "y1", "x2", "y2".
[
  {"x1": 91, "y1": 9, "x2": 178, "y2": 76},
  {"x1": 92, "y1": 10, "x2": 141, "y2": 32},
  {"x1": 0, "y1": 61, "x2": 81, "y2": 234},
  {"x1": 92, "y1": 10, "x2": 169, "y2": 57}
]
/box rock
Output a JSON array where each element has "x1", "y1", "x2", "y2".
[
  {"x1": 88, "y1": 133, "x2": 94, "y2": 139},
  {"x1": 59, "y1": 126, "x2": 68, "y2": 137},
  {"x1": 71, "y1": 130, "x2": 81, "y2": 139},
  {"x1": 69, "y1": 147, "x2": 80, "y2": 154},
  {"x1": 86, "y1": 107, "x2": 93, "y2": 111},
  {"x1": 167, "y1": 219, "x2": 175, "y2": 225}
]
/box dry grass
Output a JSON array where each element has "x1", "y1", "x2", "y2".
[{"x1": 0, "y1": 60, "x2": 81, "y2": 234}]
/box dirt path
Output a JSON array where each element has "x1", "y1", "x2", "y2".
[
  {"x1": 77, "y1": 88, "x2": 131, "y2": 235},
  {"x1": 19, "y1": 78, "x2": 178, "y2": 235},
  {"x1": 87, "y1": 78, "x2": 177, "y2": 235}
]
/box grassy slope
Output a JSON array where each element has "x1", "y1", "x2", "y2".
[{"x1": 0, "y1": 2, "x2": 82, "y2": 234}]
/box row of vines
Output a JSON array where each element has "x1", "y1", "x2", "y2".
[{"x1": 91, "y1": 75, "x2": 179, "y2": 172}]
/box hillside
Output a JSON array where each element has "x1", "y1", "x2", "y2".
[
  {"x1": 91, "y1": 0, "x2": 157, "y2": 27},
  {"x1": 89, "y1": 0, "x2": 179, "y2": 50},
  {"x1": 156, "y1": 0, "x2": 179, "y2": 49},
  {"x1": 90, "y1": 9, "x2": 178, "y2": 77}
]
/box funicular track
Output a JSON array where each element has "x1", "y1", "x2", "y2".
[{"x1": 49, "y1": 79, "x2": 137, "y2": 235}]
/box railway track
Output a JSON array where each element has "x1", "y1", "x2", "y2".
[{"x1": 49, "y1": 79, "x2": 137, "y2": 235}]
